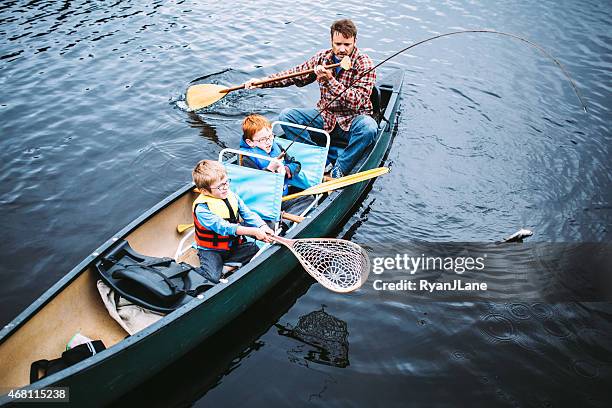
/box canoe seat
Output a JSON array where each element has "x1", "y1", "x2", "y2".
[
  {"x1": 219, "y1": 144, "x2": 323, "y2": 228},
  {"x1": 96, "y1": 239, "x2": 213, "y2": 313},
  {"x1": 370, "y1": 85, "x2": 382, "y2": 122},
  {"x1": 218, "y1": 150, "x2": 285, "y2": 224}
]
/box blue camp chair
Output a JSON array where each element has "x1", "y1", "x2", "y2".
[
  {"x1": 272, "y1": 121, "x2": 330, "y2": 190},
  {"x1": 218, "y1": 148, "x2": 284, "y2": 223}
]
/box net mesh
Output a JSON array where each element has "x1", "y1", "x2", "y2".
[{"x1": 291, "y1": 239, "x2": 370, "y2": 292}]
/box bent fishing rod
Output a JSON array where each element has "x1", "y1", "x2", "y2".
[{"x1": 279, "y1": 29, "x2": 588, "y2": 156}]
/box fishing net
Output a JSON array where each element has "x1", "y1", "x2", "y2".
[{"x1": 290, "y1": 238, "x2": 370, "y2": 292}]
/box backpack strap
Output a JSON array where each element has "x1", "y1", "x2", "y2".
[{"x1": 30, "y1": 340, "x2": 107, "y2": 383}]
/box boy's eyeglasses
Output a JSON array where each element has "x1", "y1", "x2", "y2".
[
  {"x1": 252, "y1": 130, "x2": 274, "y2": 144},
  {"x1": 253, "y1": 134, "x2": 273, "y2": 143},
  {"x1": 211, "y1": 179, "x2": 231, "y2": 190}
]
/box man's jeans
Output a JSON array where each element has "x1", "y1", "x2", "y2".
[{"x1": 277, "y1": 108, "x2": 378, "y2": 174}]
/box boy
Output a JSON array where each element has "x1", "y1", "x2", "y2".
[
  {"x1": 192, "y1": 160, "x2": 274, "y2": 284},
  {"x1": 239, "y1": 114, "x2": 301, "y2": 195}
]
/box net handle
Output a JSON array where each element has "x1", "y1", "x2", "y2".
[{"x1": 269, "y1": 235, "x2": 295, "y2": 249}]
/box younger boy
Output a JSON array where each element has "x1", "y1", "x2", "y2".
[
  {"x1": 239, "y1": 114, "x2": 301, "y2": 195},
  {"x1": 192, "y1": 160, "x2": 274, "y2": 284}
]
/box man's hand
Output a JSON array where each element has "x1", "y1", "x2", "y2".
[
  {"x1": 244, "y1": 78, "x2": 266, "y2": 89},
  {"x1": 314, "y1": 65, "x2": 333, "y2": 82}
]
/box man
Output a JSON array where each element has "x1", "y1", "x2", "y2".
[{"x1": 246, "y1": 19, "x2": 377, "y2": 178}]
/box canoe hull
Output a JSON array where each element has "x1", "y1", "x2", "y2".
[{"x1": 0, "y1": 68, "x2": 403, "y2": 407}]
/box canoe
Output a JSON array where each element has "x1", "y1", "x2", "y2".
[{"x1": 0, "y1": 67, "x2": 403, "y2": 406}]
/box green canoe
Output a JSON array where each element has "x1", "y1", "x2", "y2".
[{"x1": 0, "y1": 67, "x2": 403, "y2": 406}]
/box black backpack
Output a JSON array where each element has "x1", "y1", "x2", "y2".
[
  {"x1": 96, "y1": 240, "x2": 213, "y2": 313},
  {"x1": 30, "y1": 340, "x2": 106, "y2": 383}
]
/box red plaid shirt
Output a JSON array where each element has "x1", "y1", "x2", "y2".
[{"x1": 263, "y1": 47, "x2": 376, "y2": 132}]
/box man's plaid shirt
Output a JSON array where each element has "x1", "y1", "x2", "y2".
[{"x1": 262, "y1": 47, "x2": 376, "y2": 132}]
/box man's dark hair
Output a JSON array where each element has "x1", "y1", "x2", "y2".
[{"x1": 330, "y1": 19, "x2": 357, "y2": 39}]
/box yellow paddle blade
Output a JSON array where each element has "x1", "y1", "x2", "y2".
[
  {"x1": 177, "y1": 223, "x2": 194, "y2": 233},
  {"x1": 282, "y1": 167, "x2": 389, "y2": 202},
  {"x1": 186, "y1": 84, "x2": 229, "y2": 110}
]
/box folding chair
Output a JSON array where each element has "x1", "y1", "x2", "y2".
[
  {"x1": 218, "y1": 148, "x2": 284, "y2": 227},
  {"x1": 272, "y1": 121, "x2": 330, "y2": 190}
]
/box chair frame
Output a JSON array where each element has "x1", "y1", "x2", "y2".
[{"x1": 271, "y1": 121, "x2": 331, "y2": 150}]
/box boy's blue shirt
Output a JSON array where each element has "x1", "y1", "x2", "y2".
[
  {"x1": 238, "y1": 139, "x2": 301, "y2": 194},
  {"x1": 194, "y1": 191, "x2": 264, "y2": 251}
]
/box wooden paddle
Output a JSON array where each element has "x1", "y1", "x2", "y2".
[
  {"x1": 177, "y1": 211, "x2": 305, "y2": 234},
  {"x1": 186, "y1": 56, "x2": 352, "y2": 110},
  {"x1": 282, "y1": 167, "x2": 389, "y2": 202}
]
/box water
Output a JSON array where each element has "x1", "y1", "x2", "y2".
[{"x1": 1, "y1": 0, "x2": 611, "y2": 406}]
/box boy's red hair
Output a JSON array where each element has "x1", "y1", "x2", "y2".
[{"x1": 242, "y1": 114, "x2": 271, "y2": 141}]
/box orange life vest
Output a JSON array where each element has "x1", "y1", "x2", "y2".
[{"x1": 192, "y1": 192, "x2": 243, "y2": 251}]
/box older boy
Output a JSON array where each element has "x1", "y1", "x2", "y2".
[
  {"x1": 239, "y1": 114, "x2": 301, "y2": 195},
  {"x1": 192, "y1": 160, "x2": 274, "y2": 284}
]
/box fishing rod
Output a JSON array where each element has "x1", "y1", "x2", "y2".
[{"x1": 280, "y1": 29, "x2": 588, "y2": 155}]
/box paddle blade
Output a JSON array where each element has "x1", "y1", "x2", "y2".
[
  {"x1": 186, "y1": 84, "x2": 228, "y2": 110},
  {"x1": 282, "y1": 167, "x2": 389, "y2": 201},
  {"x1": 177, "y1": 223, "x2": 194, "y2": 233}
]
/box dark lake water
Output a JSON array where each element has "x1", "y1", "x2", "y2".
[{"x1": 1, "y1": 0, "x2": 611, "y2": 406}]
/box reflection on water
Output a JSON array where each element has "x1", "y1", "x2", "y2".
[
  {"x1": 1, "y1": 0, "x2": 611, "y2": 406},
  {"x1": 276, "y1": 306, "x2": 350, "y2": 369},
  {"x1": 185, "y1": 112, "x2": 225, "y2": 147}
]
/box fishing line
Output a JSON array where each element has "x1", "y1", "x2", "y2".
[{"x1": 281, "y1": 29, "x2": 587, "y2": 155}]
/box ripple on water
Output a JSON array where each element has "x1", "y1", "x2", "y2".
[
  {"x1": 506, "y1": 303, "x2": 532, "y2": 320},
  {"x1": 530, "y1": 303, "x2": 555, "y2": 320},
  {"x1": 129, "y1": 138, "x2": 196, "y2": 196},
  {"x1": 572, "y1": 359, "x2": 600, "y2": 379},
  {"x1": 480, "y1": 313, "x2": 516, "y2": 343}
]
